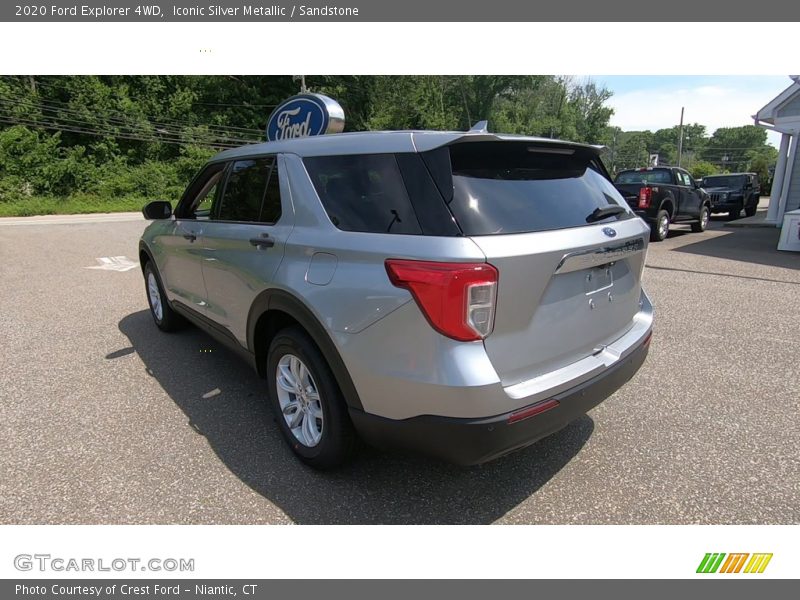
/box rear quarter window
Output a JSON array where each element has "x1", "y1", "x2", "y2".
[
  {"x1": 442, "y1": 142, "x2": 630, "y2": 236},
  {"x1": 304, "y1": 154, "x2": 422, "y2": 235}
]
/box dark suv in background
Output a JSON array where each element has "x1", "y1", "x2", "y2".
[{"x1": 701, "y1": 173, "x2": 761, "y2": 219}]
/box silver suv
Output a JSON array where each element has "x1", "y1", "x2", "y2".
[{"x1": 139, "y1": 130, "x2": 654, "y2": 468}]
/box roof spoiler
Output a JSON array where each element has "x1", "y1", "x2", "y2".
[{"x1": 469, "y1": 120, "x2": 489, "y2": 133}]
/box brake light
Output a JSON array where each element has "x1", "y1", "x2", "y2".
[
  {"x1": 385, "y1": 259, "x2": 498, "y2": 342},
  {"x1": 638, "y1": 187, "x2": 652, "y2": 209}
]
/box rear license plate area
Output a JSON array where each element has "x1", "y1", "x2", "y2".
[{"x1": 584, "y1": 265, "x2": 614, "y2": 295}]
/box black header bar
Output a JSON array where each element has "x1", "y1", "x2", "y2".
[{"x1": 3, "y1": 0, "x2": 800, "y2": 21}]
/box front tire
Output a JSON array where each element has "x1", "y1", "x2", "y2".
[
  {"x1": 729, "y1": 203, "x2": 743, "y2": 220},
  {"x1": 144, "y1": 262, "x2": 182, "y2": 332},
  {"x1": 745, "y1": 201, "x2": 757, "y2": 217},
  {"x1": 266, "y1": 326, "x2": 356, "y2": 469},
  {"x1": 650, "y1": 210, "x2": 670, "y2": 242},
  {"x1": 691, "y1": 205, "x2": 710, "y2": 232}
]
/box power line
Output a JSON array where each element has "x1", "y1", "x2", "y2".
[
  {"x1": 0, "y1": 115, "x2": 240, "y2": 149},
  {"x1": 0, "y1": 102, "x2": 258, "y2": 146},
  {"x1": 0, "y1": 88, "x2": 266, "y2": 136},
  {"x1": 0, "y1": 96, "x2": 264, "y2": 138},
  {"x1": 0, "y1": 104, "x2": 256, "y2": 146}
]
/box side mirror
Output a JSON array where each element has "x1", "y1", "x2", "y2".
[{"x1": 142, "y1": 200, "x2": 172, "y2": 220}]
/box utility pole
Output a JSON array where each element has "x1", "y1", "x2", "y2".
[
  {"x1": 677, "y1": 106, "x2": 685, "y2": 167},
  {"x1": 610, "y1": 129, "x2": 618, "y2": 174}
]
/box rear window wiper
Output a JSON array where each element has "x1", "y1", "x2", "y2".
[{"x1": 586, "y1": 205, "x2": 628, "y2": 223}]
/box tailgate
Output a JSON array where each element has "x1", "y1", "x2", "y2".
[
  {"x1": 471, "y1": 219, "x2": 649, "y2": 387},
  {"x1": 614, "y1": 183, "x2": 643, "y2": 209}
]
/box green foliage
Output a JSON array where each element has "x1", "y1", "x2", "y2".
[
  {"x1": 702, "y1": 125, "x2": 768, "y2": 172},
  {"x1": 0, "y1": 194, "x2": 147, "y2": 217},
  {"x1": 690, "y1": 161, "x2": 719, "y2": 179},
  {"x1": 0, "y1": 75, "x2": 780, "y2": 218},
  {"x1": 1, "y1": 75, "x2": 620, "y2": 215}
]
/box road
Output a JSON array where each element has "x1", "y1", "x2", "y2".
[{"x1": 1, "y1": 204, "x2": 798, "y2": 524}]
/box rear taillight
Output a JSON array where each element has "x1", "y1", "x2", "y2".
[
  {"x1": 638, "y1": 187, "x2": 652, "y2": 209},
  {"x1": 385, "y1": 259, "x2": 498, "y2": 342}
]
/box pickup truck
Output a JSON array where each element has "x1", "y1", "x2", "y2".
[{"x1": 614, "y1": 167, "x2": 711, "y2": 242}]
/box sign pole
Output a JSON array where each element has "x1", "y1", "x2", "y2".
[{"x1": 677, "y1": 106, "x2": 685, "y2": 167}]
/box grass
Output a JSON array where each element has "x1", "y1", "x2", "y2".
[{"x1": 0, "y1": 195, "x2": 150, "y2": 217}]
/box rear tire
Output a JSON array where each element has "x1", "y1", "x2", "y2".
[
  {"x1": 144, "y1": 262, "x2": 182, "y2": 332},
  {"x1": 691, "y1": 205, "x2": 710, "y2": 233},
  {"x1": 266, "y1": 326, "x2": 356, "y2": 469},
  {"x1": 650, "y1": 210, "x2": 670, "y2": 242}
]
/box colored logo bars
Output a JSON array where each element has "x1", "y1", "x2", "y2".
[{"x1": 696, "y1": 553, "x2": 773, "y2": 574}]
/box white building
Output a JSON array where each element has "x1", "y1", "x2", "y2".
[{"x1": 753, "y1": 76, "x2": 800, "y2": 225}]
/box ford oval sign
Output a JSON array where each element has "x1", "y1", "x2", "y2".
[
  {"x1": 266, "y1": 93, "x2": 345, "y2": 142},
  {"x1": 602, "y1": 227, "x2": 617, "y2": 238}
]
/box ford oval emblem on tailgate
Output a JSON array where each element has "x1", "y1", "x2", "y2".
[{"x1": 602, "y1": 227, "x2": 617, "y2": 238}]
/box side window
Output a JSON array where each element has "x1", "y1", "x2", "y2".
[
  {"x1": 303, "y1": 154, "x2": 422, "y2": 234},
  {"x1": 260, "y1": 161, "x2": 282, "y2": 224},
  {"x1": 193, "y1": 173, "x2": 222, "y2": 219},
  {"x1": 215, "y1": 158, "x2": 273, "y2": 223},
  {"x1": 178, "y1": 163, "x2": 226, "y2": 220}
]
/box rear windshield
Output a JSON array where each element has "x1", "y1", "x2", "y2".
[
  {"x1": 703, "y1": 175, "x2": 745, "y2": 188},
  {"x1": 444, "y1": 142, "x2": 630, "y2": 236},
  {"x1": 615, "y1": 169, "x2": 673, "y2": 184}
]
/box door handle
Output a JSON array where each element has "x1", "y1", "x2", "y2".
[
  {"x1": 183, "y1": 232, "x2": 197, "y2": 242},
  {"x1": 249, "y1": 235, "x2": 275, "y2": 249}
]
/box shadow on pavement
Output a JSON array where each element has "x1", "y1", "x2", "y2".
[
  {"x1": 668, "y1": 225, "x2": 798, "y2": 271},
  {"x1": 119, "y1": 310, "x2": 593, "y2": 524}
]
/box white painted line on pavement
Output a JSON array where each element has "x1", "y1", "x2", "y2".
[{"x1": 85, "y1": 256, "x2": 139, "y2": 272}]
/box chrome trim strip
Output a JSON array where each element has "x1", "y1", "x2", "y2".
[{"x1": 555, "y1": 237, "x2": 645, "y2": 274}]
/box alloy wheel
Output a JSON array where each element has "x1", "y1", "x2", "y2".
[
  {"x1": 275, "y1": 354, "x2": 324, "y2": 447},
  {"x1": 147, "y1": 272, "x2": 163, "y2": 321}
]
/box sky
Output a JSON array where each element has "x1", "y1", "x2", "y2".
[{"x1": 591, "y1": 75, "x2": 793, "y2": 147}]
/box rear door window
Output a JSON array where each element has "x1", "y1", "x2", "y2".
[
  {"x1": 441, "y1": 142, "x2": 631, "y2": 236},
  {"x1": 215, "y1": 158, "x2": 273, "y2": 223},
  {"x1": 304, "y1": 154, "x2": 422, "y2": 234}
]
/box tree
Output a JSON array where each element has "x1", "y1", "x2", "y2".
[
  {"x1": 702, "y1": 125, "x2": 769, "y2": 172},
  {"x1": 690, "y1": 161, "x2": 718, "y2": 180}
]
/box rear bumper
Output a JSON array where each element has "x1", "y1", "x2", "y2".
[{"x1": 349, "y1": 333, "x2": 651, "y2": 466}]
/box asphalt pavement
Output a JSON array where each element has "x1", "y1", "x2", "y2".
[{"x1": 1, "y1": 202, "x2": 798, "y2": 524}]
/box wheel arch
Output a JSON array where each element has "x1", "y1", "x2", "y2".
[
  {"x1": 247, "y1": 289, "x2": 364, "y2": 411},
  {"x1": 659, "y1": 195, "x2": 676, "y2": 220},
  {"x1": 138, "y1": 241, "x2": 155, "y2": 275}
]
